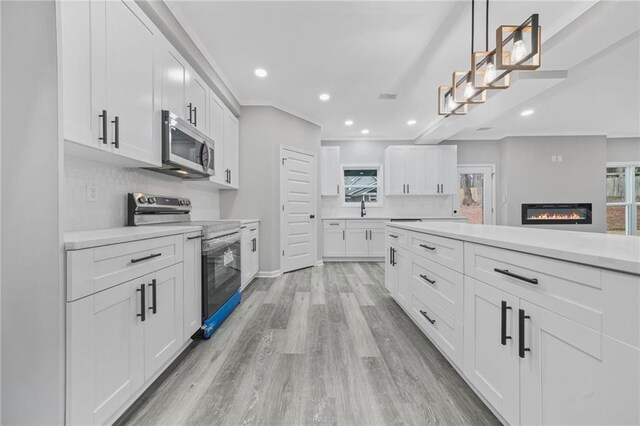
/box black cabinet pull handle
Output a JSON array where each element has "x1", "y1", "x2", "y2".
[
  {"x1": 342, "y1": 230, "x2": 345, "y2": 240},
  {"x1": 407, "y1": 184, "x2": 410, "y2": 194},
  {"x1": 389, "y1": 247, "x2": 393, "y2": 265},
  {"x1": 419, "y1": 274, "x2": 436, "y2": 285},
  {"x1": 501, "y1": 301, "x2": 512, "y2": 345},
  {"x1": 365, "y1": 230, "x2": 368, "y2": 240},
  {"x1": 419, "y1": 243, "x2": 436, "y2": 251},
  {"x1": 420, "y1": 310, "x2": 436, "y2": 324},
  {"x1": 187, "y1": 235, "x2": 201, "y2": 240},
  {"x1": 494, "y1": 268, "x2": 538, "y2": 285},
  {"x1": 250, "y1": 228, "x2": 257, "y2": 231},
  {"x1": 337, "y1": 184, "x2": 340, "y2": 194},
  {"x1": 99, "y1": 110, "x2": 108, "y2": 144},
  {"x1": 519, "y1": 309, "x2": 531, "y2": 358},
  {"x1": 148, "y1": 279, "x2": 157, "y2": 314},
  {"x1": 111, "y1": 116, "x2": 119, "y2": 148},
  {"x1": 130, "y1": 252, "x2": 162, "y2": 264},
  {"x1": 136, "y1": 284, "x2": 146, "y2": 322},
  {"x1": 187, "y1": 102, "x2": 193, "y2": 123},
  {"x1": 389, "y1": 234, "x2": 398, "y2": 239},
  {"x1": 193, "y1": 106, "x2": 197, "y2": 127}
]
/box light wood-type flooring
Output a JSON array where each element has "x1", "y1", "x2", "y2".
[{"x1": 117, "y1": 262, "x2": 499, "y2": 425}]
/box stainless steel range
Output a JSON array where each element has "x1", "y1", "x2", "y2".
[{"x1": 128, "y1": 192, "x2": 241, "y2": 339}]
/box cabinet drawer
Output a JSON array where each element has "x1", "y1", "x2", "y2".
[
  {"x1": 464, "y1": 243, "x2": 609, "y2": 336},
  {"x1": 346, "y1": 220, "x2": 387, "y2": 229},
  {"x1": 67, "y1": 235, "x2": 182, "y2": 301},
  {"x1": 410, "y1": 232, "x2": 464, "y2": 272},
  {"x1": 410, "y1": 279, "x2": 463, "y2": 368},
  {"x1": 411, "y1": 253, "x2": 464, "y2": 321},
  {"x1": 386, "y1": 227, "x2": 407, "y2": 247},
  {"x1": 323, "y1": 220, "x2": 345, "y2": 229}
]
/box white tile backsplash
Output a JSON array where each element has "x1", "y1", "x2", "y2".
[
  {"x1": 64, "y1": 155, "x2": 220, "y2": 231},
  {"x1": 321, "y1": 195, "x2": 455, "y2": 218}
]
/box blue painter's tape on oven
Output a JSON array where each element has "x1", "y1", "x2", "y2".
[{"x1": 202, "y1": 290, "x2": 241, "y2": 339}]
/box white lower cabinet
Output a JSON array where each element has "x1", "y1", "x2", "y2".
[
  {"x1": 183, "y1": 232, "x2": 202, "y2": 341},
  {"x1": 241, "y1": 223, "x2": 260, "y2": 289},
  {"x1": 386, "y1": 225, "x2": 640, "y2": 425},
  {"x1": 66, "y1": 232, "x2": 198, "y2": 425},
  {"x1": 345, "y1": 228, "x2": 369, "y2": 257},
  {"x1": 67, "y1": 264, "x2": 182, "y2": 424},
  {"x1": 324, "y1": 220, "x2": 386, "y2": 259}
]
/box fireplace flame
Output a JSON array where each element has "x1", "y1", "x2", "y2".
[{"x1": 529, "y1": 212, "x2": 583, "y2": 220}]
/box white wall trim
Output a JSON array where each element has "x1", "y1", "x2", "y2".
[
  {"x1": 256, "y1": 270, "x2": 282, "y2": 279},
  {"x1": 316, "y1": 260, "x2": 324, "y2": 267},
  {"x1": 323, "y1": 257, "x2": 384, "y2": 263},
  {"x1": 607, "y1": 161, "x2": 640, "y2": 167}
]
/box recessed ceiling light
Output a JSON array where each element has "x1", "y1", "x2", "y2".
[
  {"x1": 521, "y1": 109, "x2": 534, "y2": 117},
  {"x1": 344, "y1": 120, "x2": 354, "y2": 126},
  {"x1": 319, "y1": 93, "x2": 330, "y2": 101},
  {"x1": 254, "y1": 68, "x2": 267, "y2": 78},
  {"x1": 361, "y1": 129, "x2": 370, "y2": 135},
  {"x1": 407, "y1": 119, "x2": 417, "y2": 126}
]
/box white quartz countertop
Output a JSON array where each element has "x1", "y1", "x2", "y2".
[
  {"x1": 215, "y1": 218, "x2": 260, "y2": 225},
  {"x1": 388, "y1": 222, "x2": 640, "y2": 276},
  {"x1": 323, "y1": 216, "x2": 466, "y2": 221},
  {"x1": 64, "y1": 225, "x2": 203, "y2": 250}
]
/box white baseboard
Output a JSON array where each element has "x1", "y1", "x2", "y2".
[
  {"x1": 323, "y1": 257, "x2": 384, "y2": 263},
  {"x1": 256, "y1": 269, "x2": 282, "y2": 278},
  {"x1": 316, "y1": 260, "x2": 324, "y2": 267}
]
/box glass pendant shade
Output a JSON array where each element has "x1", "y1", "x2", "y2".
[
  {"x1": 471, "y1": 51, "x2": 511, "y2": 89},
  {"x1": 452, "y1": 71, "x2": 486, "y2": 104},
  {"x1": 496, "y1": 14, "x2": 541, "y2": 70},
  {"x1": 438, "y1": 86, "x2": 468, "y2": 116}
]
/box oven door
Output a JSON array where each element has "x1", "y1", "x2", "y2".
[
  {"x1": 162, "y1": 110, "x2": 215, "y2": 177},
  {"x1": 201, "y1": 232, "x2": 241, "y2": 320}
]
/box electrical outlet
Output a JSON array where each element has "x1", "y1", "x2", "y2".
[
  {"x1": 86, "y1": 182, "x2": 98, "y2": 202},
  {"x1": 551, "y1": 155, "x2": 557, "y2": 162},
  {"x1": 557, "y1": 155, "x2": 563, "y2": 162}
]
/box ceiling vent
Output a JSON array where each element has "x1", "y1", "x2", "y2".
[
  {"x1": 477, "y1": 127, "x2": 492, "y2": 131},
  {"x1": 378, "y1": 93, "x2": 398, "y2": 100}
]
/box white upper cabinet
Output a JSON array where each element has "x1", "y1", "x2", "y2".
[
  {"x1": 384, "y1": 145, "x2": 457, "y2": 196},
  {"x1": 158, "y1": 40, "x2": 188, "y2": 121},
  {"x1": 223, "y1": 111, "x2": 240, "y2": 188},
  {"x1": 321, "y1": 146, "x2": 341, "y2": 196},
  {"x1": 208, "y1": 90, "x2": 226, "y2": 185},
  {"x1": 186, "y1": 69, "x2": 208, "y2": 134},
  {"x1": 106, "y1": 0, "x2": 158, "y2": 165},
  {"x1": 384, "y1": 146, "x2": 406, "y2": 195},
  {"x1": 60, "y1": 0, "x2": 160, "y2": 166}
]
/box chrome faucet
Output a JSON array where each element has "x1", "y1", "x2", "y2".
[{"x1": 360, "y1": 200, "x2": 366, "y2": 218}]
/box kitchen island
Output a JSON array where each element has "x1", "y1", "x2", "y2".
[{"x1": 385, "y1": 222, "x2": 639, "y2": 425}]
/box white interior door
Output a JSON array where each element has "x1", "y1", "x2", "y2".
[
  {"x1": 281, "y1": 146, "x2": 316, "y2": 273},
  {"x1": 457, "y1": 165, "x2": 496, "y2": 224}
]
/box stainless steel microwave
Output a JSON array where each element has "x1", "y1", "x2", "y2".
[{"x1": 147, "y1": 110, "x2": 215, "y2": 179}]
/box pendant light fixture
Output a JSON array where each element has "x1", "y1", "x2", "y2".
[
  {"x1": 452, "y1": 0, "x2": 485, "y2": 105},
  {"x1": 437, "y1": 1, "x2": 541, "y2": 117},
  {"x1": 471, "y1": 0, "x2": 511, "y2": 90}
]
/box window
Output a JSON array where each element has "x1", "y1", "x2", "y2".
[
  {"x1": 606, "y1": 164, "x2": 640, "y2": 236},
  {"x1": 342, "y1": 165, "x2": 381, "y2": 205}
]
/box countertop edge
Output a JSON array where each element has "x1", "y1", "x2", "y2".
[
  {"x1": 64, "y1": 225, "x2": 203, "y2": 251},
  {"x1": 387, "y1": 223, "x2": 640, "y2": 276}
]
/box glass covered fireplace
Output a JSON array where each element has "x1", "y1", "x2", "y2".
[{"x1": 521, "y1": 203, "x2": 593, "y2": 225}]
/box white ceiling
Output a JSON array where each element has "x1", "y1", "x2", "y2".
[{"x1": 167, "y1": 1, "x2": 640, "y2": 141}]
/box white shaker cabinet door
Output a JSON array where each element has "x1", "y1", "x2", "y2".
[
  {"x1": 437, "y1": 146, "x2": 458, "y2": 195},
  {"x1": 345, "y1": 229, "x2": 369, "y2": 257},
  {"x1": 385, "y1": 146, "x2": 406, "y2": 195},
  {"x1": 241, "y1": 228, "x2": 253, "y2": 288},
  {"x1": 404, "y1": 146, "x2": 421, "y2": 195},
  {"x1": 518, "y1": 299, "x2": 640, "y2": 426},
  {"x1": 105, "y1": 0, "x2": 158, "y2": 165},
  {"x1": 143, "y1": 264, "x2": 184, "y2": 381},
  {"x1": 321, "y1": 146, "x2": 341, "y2": 196},
  {"x1": 183, "y1": 233, "x2": 202, "y2": 341},
  {"x1": 66, "y1": 279, "x2": 144, "y2": 425},
  {"x1": 59, "y1": 0, "x2": 107, "y2": 149},
  {"x1": 420, "y1": 147, "x2": 439, "y2": 195},
  {"x1": 393, "y1": 247, "x2": 410, "y2": 308},
  {"x1": 186, "y1": 69, "x2": 208, "y2": 133},
  {"x1": 463, "y1": 277, "x2": 520, "y2": 425},
  {"x1": 368, "y1": 229, "x2": 387, "y2": 257},
  {"x1": 224, "y1": 111, "x2": 240, "y2": 188},
  {"x1": 323, "y1": 228, "x2": 346, "y2": 257},
  {"x1": 209, "y1": 91, "x2": 226, "y2": 185},
  {"x1": 385, "y1": 246, "x2": 399, "y2": 296},
  {"x1": 159, "y1": 40, "x2": 189, "y2": 121}
]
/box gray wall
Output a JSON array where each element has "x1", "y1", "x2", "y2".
[
  {"x1": 501, "y1": 136, "x2": 607, "y2": 232},
  {"x1": 1, "y1": 1, "x2": 64, "y2": 423},
  {"x1": 607, "y1": 137, "x2": 640, "y2": 162},
  {"x1": 220, "y1": 106, "x2": 322, "y2": 274}
]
